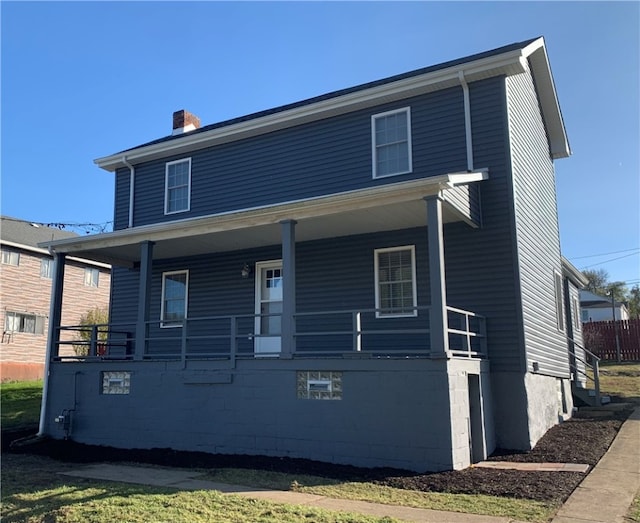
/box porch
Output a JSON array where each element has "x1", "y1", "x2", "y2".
[
  {"x1": 55, "y1": 304, "x2": 486, "y2": 363},
  {"x1": 43, "y1": 173, "x2": 490, "y2": 369}
]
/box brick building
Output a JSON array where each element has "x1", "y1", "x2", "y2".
[{"x1": 0, "y1": 216, "x2": 111, "y2": 381}]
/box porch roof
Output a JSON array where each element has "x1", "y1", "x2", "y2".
[{"x1": 40, "y1": 172, "x2": 487, "y2": 267}]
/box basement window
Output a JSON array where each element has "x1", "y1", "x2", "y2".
[
  {"x1": 297, "y1": 371, "x2": 342, "y2": 400},
  {"x1": 102, "y1": 371, "x2": 131, "y2": 394}
]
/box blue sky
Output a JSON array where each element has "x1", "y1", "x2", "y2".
[{"x1": 2, "y1": 1, "x2": 638, "y2": 287}]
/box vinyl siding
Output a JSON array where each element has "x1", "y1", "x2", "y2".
[
  {"x1": 506, "y1": 70, "x2": 568, "y2": 378},
  {"x1": 113, "y1": 170, "x2": 130, "y2": 230},
  {"x1": 444, "y1": 77, "x2": 523, "y2": 373},
  {"x1": 109, "y1": 229, "x2": 434, "y2": 355},
  {"x1": 115, "y1": 87, "x2": 467, "y2": 230}
]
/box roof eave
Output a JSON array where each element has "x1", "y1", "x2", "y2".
[
  {"x1": 42, "y1": 171, "x2": 488, "y2": 257},
  {"x1": 95, "y1": 48, "x2": 533, "y2": 172},
  {"x1": 522, "y1": 38, "x2": 571, "y2": 159}
]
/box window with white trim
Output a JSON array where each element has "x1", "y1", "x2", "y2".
[
  {"x1": 1, "y1": 249, "x2": 20, "y2": 266},
  {"x1": 41, "y1": 258, "x2": 53, "y2": 279},
  {"x1": 572, "y1": 296, "x2": 581, "y2": 331},
  {"x1": 84, "y1": 267, "x2": 99, "y2": 287},
  {"x1": 5, "y1": 311, "x2": 45, "y2": 335},
  {"x1": 161, "y1": 270, "x2": 189, "y2": 327},
  {"x1": 165, "y1": 158, "x2": 191, "y2": 214},
  {"x1": 372, "y1": 107, "x2": 412, "y2": 178},
  {"x1": 374, "y1": 246, "x2": 417, "y2": 317},
  {"x1": 554, "y1": 271, "x2": 565, "y2": 332}
]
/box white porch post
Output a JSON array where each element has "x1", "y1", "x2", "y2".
[
  {"x1": 135, "y1": 241, "x2": 154, "y2": 360},
  {"x1": 425, "y1": 194, "x2": 450, "y2": 357},
  {"x1": 38, "y1": 252, "x2": 66, "y2": 435},
  {"x1": 280, "y1": 219, "x2": 297, "y2": 358}
]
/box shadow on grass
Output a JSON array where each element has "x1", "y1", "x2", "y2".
[{"x1": 1, "y1": 453, "x2": 178, "y2": 523}]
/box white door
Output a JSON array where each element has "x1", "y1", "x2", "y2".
[{"x1": 254, "y1": 260, "x2": 282, "y2": 355}]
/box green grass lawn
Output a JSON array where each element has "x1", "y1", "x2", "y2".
[
  {"x1": 0, "y1": 380, "x2": 43, "y2": 430},
  {"x1": 598, "y1": 363, "x2": 640, "y2": 403},
  {"x1": 2, "y1": 366, "x2": 638, "y2": 523},
  {"x1": 204, "y1": 467, "x2": 555, "y2": 522},
  {"x1": 0, "y1": 454, "x2": 399, "y2": 523}
]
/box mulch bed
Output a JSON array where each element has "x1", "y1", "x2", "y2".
[{"x1": 5, "y1": 407, "x2": 632, "y2": 504}]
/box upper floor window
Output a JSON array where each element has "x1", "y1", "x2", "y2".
[
  {"x1": 1, "y1": 249, "x2": 20, "y2": 266},
  {"x1": 371, "y1": 107, "x2": 412, "y2": 179},
  {"x1": 161, "y1": 270, "x2": 189, "y2": 327},
  {"x1": 165, "y1": 158, "x2": 191, "y2": 214},
  {"x1": 41, "y1": 258, "x2": 53, "y2": 279},
  {"x1": 374, "y1": 246, "x2": 417, "y2": 318},
  {"x1": 5, "y1": 311, "x2": 45, "y2": 335},
  {"x1": 84, "y1": 267, "x2": 100, "y2": 287}
]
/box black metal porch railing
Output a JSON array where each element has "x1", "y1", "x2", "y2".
[{"x1": 54, "y1": 305, "x2": 487, "y2": 363}]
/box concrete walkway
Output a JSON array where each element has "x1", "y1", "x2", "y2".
[
  {"x1": 60, "y1": 407, "x2": 640, "y2": 523},
  {"x1": 551, "y1": 406, "x2": 639, "y2": 523}
]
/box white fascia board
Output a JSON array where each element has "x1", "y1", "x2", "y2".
[
  {"x1": 95, "y1": 51, "x2": 530, "y2": 172},
  {"x1": 1, "y1": 239, "x2": 51, "y2": 256},
  {"x1": 43, "y1": 174, "x2": 482, "y2": 254},
  {"x1": 2, "y1": 239, "x2": 111, "y2": 269},
  {"x1": 444, "y1": 169, "x2": 489, "y2": 186},
  {"x1": 522, "y1": 38, "x2": 571, "y2": 159},
  {"x1": 561, "y1": 256, "x2": 589, "y2": 287}
]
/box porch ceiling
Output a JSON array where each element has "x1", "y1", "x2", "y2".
[{"x1": 42, "y1": 173, "x2": 486, "y2": 267}]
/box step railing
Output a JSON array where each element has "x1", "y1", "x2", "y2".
[{"x1": 568, "y1": 336, "x2": 602, "y2": 406}]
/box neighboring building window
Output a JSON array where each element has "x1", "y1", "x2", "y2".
[
  {"x1": 374, "y1": 246, "x2": 417, "y2": 317},
  {"x1": 161, "y1": 270, "x2": 189, "y2": 327},
  {"x1": 1, "y1": 249, "x2": 20, "y2": 266},
  {"x1": 581, "y1": 309, "x2": 590, "y2": 323},
  {"x1": 4, "y1": 311, "x2": 45, "y2": 335},
  {"x1": 84, "y1": 267, "x2": 99, "y2": 287},
  {"x1": 554, "y1": 272, "x2": 565, "y2": 332},
  {"x1": 371, "y1": 107, "x2": 412, "y2": 178},
  {"x1": 165, "y1": 158, "x2": 191, "y2": 214},
  {"x1": 41, "y1": 258, "x2": 53, "y2": 278}
]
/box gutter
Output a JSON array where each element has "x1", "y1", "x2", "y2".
[{"x1": 94, "y1": 47, "x2": 535, "y2": 172}]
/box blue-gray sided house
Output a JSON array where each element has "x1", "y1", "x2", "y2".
[{"x1": 40, "y1": 37, "x2": 581, "y2": 472}]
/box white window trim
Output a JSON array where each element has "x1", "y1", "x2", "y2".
[
  {"x1": 164, "y1": 157, "x2": 192, "y2": 215},
  {"x1": 161, "y1": 270, "x2": 189, "y2": 328},
  {"x1": 5, "y1": 311, "x2": 45, "y2": 335},
  {"x1": 40, "y1": 258, "x2": 53, "y2": 279},
  {"x1": 374, "y1": 245, "x2": 417, "y2": 318},
  {"x1": 572, "y1": 296, "x2": 581, "y2": 331},
  {"x1": 371, "y1": 107, "x2": 413, "y2": 179},
  {"x1": 84, "y1": 267, "x2": 99, "y2": 287},
  {"x1": 1, "y1": 250, "x2": 20, "y2": 266}
]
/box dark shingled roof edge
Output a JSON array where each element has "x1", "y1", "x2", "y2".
[{"x1": 119, "y1": 37, "x2": 541, "y2": 154}]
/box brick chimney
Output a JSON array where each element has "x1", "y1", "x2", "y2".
[{"x1": 172, "y1": 110, "x2": 201, "y2": 135}]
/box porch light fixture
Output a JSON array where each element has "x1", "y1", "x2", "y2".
[{"x1": 241, "y1": 263, "x2": 252, "y2": 279}]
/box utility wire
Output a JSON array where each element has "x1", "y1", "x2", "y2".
[
  {"x1": 570, "y1": 247, "x2": 640, "y2": 260},
  {"x1": 580, "y1": 251, "x2": 640, "y2": 269}
]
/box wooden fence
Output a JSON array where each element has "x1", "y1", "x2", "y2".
[{"x1": 582, "y1": 319, "x2": 640, "y2": 361}]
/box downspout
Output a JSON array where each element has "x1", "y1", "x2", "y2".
[
  {"x1": 122, "y1": 156, "x2": 135, "y2": 228},
  {"x1": 458, "y1": 71, "x2": 474, "y2": 171},
  {"x1": 38, "y1": 252, "x2": 63, "y2": 436}
]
